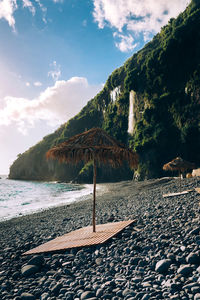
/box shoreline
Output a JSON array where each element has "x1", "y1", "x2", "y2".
[
  {"x1": 0, "y1": 179, "x2": 109, "y2": 223},
  {"x1": 0, "y1": 182, "x2": 109, "y2": 224},
  {"x1": 0, "y1": 177, "x2": 185, "y2": 226}
]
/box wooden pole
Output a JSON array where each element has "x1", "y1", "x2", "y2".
[
  {"x1": 93, "y1": 157, "x2": 97, "y2": 232},
  {"x1": 179, "y1": 170, "x2": 181, "y2": 193}
]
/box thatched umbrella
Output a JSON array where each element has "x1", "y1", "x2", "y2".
[
  {"x1": 163, "y1": 157, "x2": 195, "y2": 192},
  {"x1": 46, "y1": 128, "x2": 138, "y2": 232}
]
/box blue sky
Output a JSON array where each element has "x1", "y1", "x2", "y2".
[{"x1": 0, "y1": 0, "x2": 189, "y2": 174}]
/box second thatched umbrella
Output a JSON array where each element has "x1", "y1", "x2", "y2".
[
  {"x1": 46, "y1": 128, "x2": 138, "y2": 232},
  {"x1": 163, "y1": 157, "x2": 195, "y2": 192}
]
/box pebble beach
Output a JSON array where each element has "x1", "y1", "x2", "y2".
[{"x1": 1, "y1": 177, "x2": 200, "y2": 300}]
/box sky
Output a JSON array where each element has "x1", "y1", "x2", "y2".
[{"x1": 0, "y1": 0, "x2": 189, "y2": 175}]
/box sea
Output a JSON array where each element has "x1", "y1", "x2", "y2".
[{"x1": 0, "y1": 175, "x2": 94, "y2": 222}]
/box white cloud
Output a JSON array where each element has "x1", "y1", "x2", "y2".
[
  {"x1": 113, "y1": 32, "x2": 138, "y2": 52},
  {"x1": 35, "y1": 0, "x2": 47, "y2": 23},
  {"x1": 26, "y1": 82, "x2": 30, "y2": 87},
  {"x1": 34, "y1": 81, "x2": 42, "y2": 87},
  {"x1": 22, "y1": 0, "x2": 35, "y2": 15},
  {"x1": 0, "y1": 0, "x2": 48, "y2": 29},
  {"x1": 0, "y1": 77, "x2": 102, "y2": 134},
  {"x1": 48, "y1": 61, "x2": 61, "y2": 81},
  {"x1": 0, "y1": 0, "x2": 17, "y2": 29},
  {"x1": 93, "y1": 0, "x2": 189, "y2": 51}
]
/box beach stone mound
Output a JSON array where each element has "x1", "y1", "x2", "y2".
[
  {"x1": 21, "y1": 265, "x2": 39, "y2": 277},
  {"x1": 155, "y1": 259, "x2": 171, "y2": 273}
]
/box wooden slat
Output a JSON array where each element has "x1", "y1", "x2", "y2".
[
  {"x1": 23, "y1": 220, "x2": 135, "y2": 255},
  {"x1": 163, "y1": 190, "x2": 193, "y2": 198}
]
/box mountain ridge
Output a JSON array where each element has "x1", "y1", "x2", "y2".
[{"x1": 9, "y1": 0, "x2": 200, "y2": 182}]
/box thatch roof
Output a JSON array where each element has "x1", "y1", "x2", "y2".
[
  {"x1": 46, "y1": 128, "x2": 138, "y2": 169},
  {"x1": 163, "y1": 157, "x2": 195, "y2": 172}
]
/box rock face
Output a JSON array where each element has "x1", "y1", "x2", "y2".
[{"x1": 1, "y1": 177, "x2": 200, "y2": 299}]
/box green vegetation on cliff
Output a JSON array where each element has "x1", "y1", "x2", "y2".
[{"x1": 9, "y1": 0, "x2": 200, "y2": 181}]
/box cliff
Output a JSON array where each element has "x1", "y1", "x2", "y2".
[{"x1": 9, "y1": 0, "x2": 200, "y2": 181}]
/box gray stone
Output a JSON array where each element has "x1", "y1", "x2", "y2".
[
  {"x1": 64, "y1": 292, "x2": 73, "y2": 300},
  {"x1": 95, "y1": 258, "x2": 103, "y2": 266},
  {"x1": 51, "y1": 283, "x2": 62, "y2": 296},
  {"x1": 21, "y1": 265, "x2": 39, "y2": 277},
  {"x1": 183, "y1": 282, "x2": 198, "y2": 290},
  {"x1": 197, "y1": 266, "x2": 200, "y2": 273},
  {"x1": 141, "y1": 295, "x2": 150, "y2": 300},
  {"x1": 186, "y1": 253, "x2": 200, "y2": 265},
  {"x1": 192, "y1": 287, "x2": 200, "y2": 293},
  {"x1": 142, "y1": 282, "x2": 151, "y2": 287},
  {"x1": 96, "y1": 289, "x2": 103, "y2": 297},
  {"x1": 129, "y1": 257, "x2": 140, "y2": 265},
  {"x1": 155, "y1": 259, "x2": 171, "y2": 274},
  {"x1": 40, "y1": 292, "x2": 49, "y2": 300},
  {"x1": 122, "y1": 288, "x2": 135, "y2": 297},
  {"x1": 21, "y1": 293, "x2": 35, "y2": 300},
  {"x1": 131, "y1": 276, "x2": 142, "y2": 283},
  {"x1": 80, "y1": 291, "x2": 95, "y2": 300},
  {"x1": 27, "y1": 255, "x2": 45, "y2": 267},
  {"x1": 64, "y1": 268, "x2": 74, "y2": 277},
  {"x1": 170, "y1": 295, "x2": 180, "y2": 300},
  {"x1": 194, "y1": 294, "x2": 200, "y2": 300},
  {"x1": 177, "y1": 264, "x2": 193, "y2": 276},
  {"x1": 189, "y1": 227, "x2": 200, "y2": 235}
]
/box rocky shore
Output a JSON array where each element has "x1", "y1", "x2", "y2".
[{"x1": 1, "y1": 177, "x2": 200, "y2": 300}]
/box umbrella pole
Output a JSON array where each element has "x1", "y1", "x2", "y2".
[
  {"x1": 179, "y1": 171, "x2": 181, "y2": 193},
  {"x1": 93, "y1": 157, "x2": 97, "y2": 233}
]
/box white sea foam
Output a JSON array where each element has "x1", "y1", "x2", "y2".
[{"x1": 0, "y1": 177, "x2": 103, "y2": 221}]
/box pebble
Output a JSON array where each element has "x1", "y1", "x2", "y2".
[
  {"x1": 21, "y1": 292, "x2": 35, "y2": 300},
  {"x1": 80, "y1": 291, "x2": 95, "y2": 299},
  {"x1": 186, "y1": 252, "x2": 200, "y2": 265},
  {"x1": 27, "y1": 255, "x2": 45, "y2": 267},
  {"x1": 155, "y1": 259, "x2": 171, "y2": 273},
  {"x1": 177, "y1": 265, "x2": 193, "y2": 276},
  {"x1": 21, "y1": 265, "x2": 39, "y2": 277}
]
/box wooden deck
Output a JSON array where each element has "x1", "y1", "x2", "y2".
[{"x1": 24, "y1": 220, "x2": 135, "y2": 255}]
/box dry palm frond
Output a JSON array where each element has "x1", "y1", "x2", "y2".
[
  {"x1": 163, "y1": 157, "x2": 195, "y2": 172},
  {"x1": 46, "y1": 128, "x2": 138, "y2": 169}
]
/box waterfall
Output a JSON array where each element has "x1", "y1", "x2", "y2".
[
  {"x1": 110, "y1": 86, "x2": 120, "y2": 102},
  {"x1": 128, "y1": 90, "x2": 135, "y2": 135}
]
